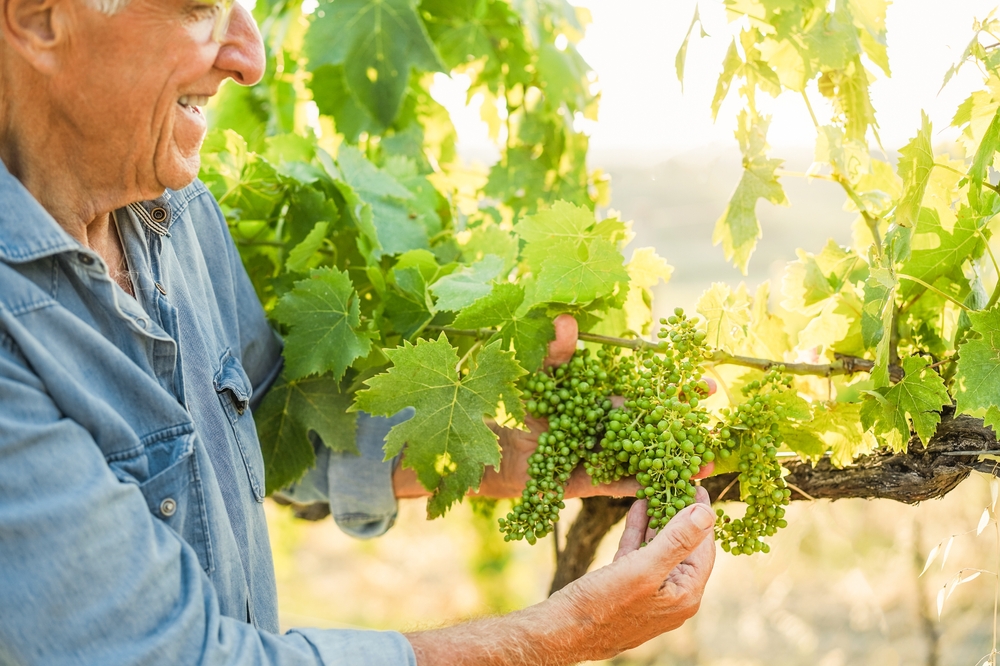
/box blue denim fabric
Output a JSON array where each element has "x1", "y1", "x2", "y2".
[{"x1": 0, "y1": 159, "x2": 416, "y2": 665}]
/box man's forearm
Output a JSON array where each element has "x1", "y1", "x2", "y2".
[{"x1": 405, "y1": 597, "x2": 587, "y2": 666}]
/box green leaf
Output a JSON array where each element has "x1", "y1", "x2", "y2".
[
  {"x1": 453, "y1": 282, "x2": 554, "y2": 372},
  {"x1": 712, "y1": 41, "x2": 742, "y2": 120},
  {"x1": 352, "y1": 336, "x2": 525, "y2": 517},
  {"x1": 895, "y1": 112, "x2": 934, "y2": 229},
  {"x1": 515, "y1": 199, "x2": 600, "y2": 271},
  {"x1": 305, "y1": 0, "x2": 444, "y2": 126},
  {"x1": 271, "y1": 267, "x2": 372, "y2": 381},
  {"x1": 861, "y1": 356, "x2": 950, "y2": 450},
  {"x1": 956, "y1": 306, "x2": 1000, "y2": 418},
  {"x1": 255, "y1": 374, "x2": 357, "y2": 495},
  {"x1": 430, "y1": 255, "x2": 505, "y2": 311},
  {"x1": 781, "y1": 239, "x2": 866, "y2": 314},
  {"x1": 309, "y1": 64, "x2": 382, "y2": 141},
  {"x1": 970, "y1": 106, "x2": 1000, "y2": 213},
  {"x1": 861, "y1": 264, "x2": 896, "y2": 387},
  {"x1": 675, "y1": 6, "x2": 704, "y2": 91},
  {"x1": 531, "y1": 237, "x2": 628, "y2": 305},
  {"x1": 713, "y1": 113, "x2": 787, "y2": 274},
  {"x1": 335, "y1": 145, "x2": 428, "y2": 259},
  {"x1": 813, "y1": 402, "x2": 872, "y2": 468},
  {"x1": 900, "y1": 207, "x2": 983, "y2": 299},
  {"x1": 285, "y1": 221, "x2": 329, "y2": 274},
  {"x1": 200, "y1": 130, "x2": 284, "y2": 220},
  {"x1": 697, "y1": 282, "x2": 751, "y2": 353}
]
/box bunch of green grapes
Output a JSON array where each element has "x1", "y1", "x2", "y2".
[
  {"x1": 498, "y1": 351, "x2": 616, "y2": 544},
  {"x1": 585, "y1": 310, "x2": 714, "y2": 531},
  {"x1": 712, "y1": 369, "x2": 792, "y2": 555},
  {"x1": 500, "y1": 308, "x2": 794, "y2": 555}
]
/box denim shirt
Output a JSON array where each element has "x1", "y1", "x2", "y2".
[{"x1": 0, "y1": 160, "x2": 416, "y2": 665}]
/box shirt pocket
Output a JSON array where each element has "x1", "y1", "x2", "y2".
[
  {"x1": 137, "y1": 434, "x2": 214, "y2": 574},
  {"x1": 214, "y1": 348, "x2": 266, "y2": 502}
]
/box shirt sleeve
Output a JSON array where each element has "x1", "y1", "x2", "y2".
[
  {"x1": 0, "y1": 347, "x2": 416, "y2": 666},
  {"x1": 279, "y1": 409, "x2": 413, "y2": 539}
]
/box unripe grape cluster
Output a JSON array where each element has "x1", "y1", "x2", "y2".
[
  {"x1": 499, "y1": 308, "x2": 795, "y2": 555},
  {"x1": 498, "y1": 351, "x2": 615, "y2": 544},
  {"x1": 585, "y1": 310, "x2": 713, "y2": 531},
  {"x1": 713, "y1": 369, "x2": 792, "y2": 555}
]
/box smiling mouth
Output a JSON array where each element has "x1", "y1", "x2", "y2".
[{"x1": 178, "y1": 95, "x2": 211, "y2": 111}]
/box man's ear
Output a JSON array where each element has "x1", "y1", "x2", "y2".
[{"x1": 2, "y1": 0, "x2": 66, "y2": 72}]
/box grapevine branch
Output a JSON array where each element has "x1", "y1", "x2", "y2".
[
  {"x1": 549, "y1": 407, "x2": 1000, "y2": 593},
  {"x1": 430, "y1": 326, "x2": 904, "y2": 381}
]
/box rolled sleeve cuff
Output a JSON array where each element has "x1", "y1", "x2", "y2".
[
  {"x1": 279, "y1": 409, "x2": 413, "y2": 539},
  {"x1": 290, "y1": 628, "x2": 416, "y2": 665}
]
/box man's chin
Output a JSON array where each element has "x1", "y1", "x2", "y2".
[{"x1": 155, "y1": 154, "x2": 203, "y2": 193}]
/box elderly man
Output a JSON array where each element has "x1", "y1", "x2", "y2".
[{"x1": 0, "y1": 0, "x2": 716, "y2": 663}]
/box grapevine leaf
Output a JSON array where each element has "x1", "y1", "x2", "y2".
[
  {"x1": 849, "y1": 0, "x2": 890, "y2": 76},
  {"x1": 515, "y1": 200, "x2": 601, "y2": 272},
  {"x1": 200, "y1": 130, "x2": 283, "y2": 220},
  {"x1": 622, "y1": 247, "x2": 673, "y2": 334},
  {"x1": 778, "y1": 422, "x2": 826, "y2": 461},
  {"x1": 697, "y1": 282, "x2": 751, "y2": 353},
  {"x1": 255, "y1": 374, "x2": 358, "y2": 495},
  {"x1": 861, "y1": 264, "x2": 896, "y2": 387},
  {"x1": 895, "y1": 112, "x2": 934, "y2": 228},
  {"x1": 531, "y1": 238, "x2": 628, "y2": 305},
  {"x1": 674, "y1": 6, "x2": 704, "y2": 91},
  {"x1": 352, "y1": 336, "x2": 525, "y2": 517},
  {"x1": 461, "y1": 225, "x2": 519, "y2": 273},
  {"x1": 536, "y1": 43, "x2": 593, "y2": 113},
  {"x1": 304, "y1": 0, "x2": 444, "y2": 126},
  {"x1": 747, "y1": 282, "x2": 790, "y2": 360},
  {"x1": 782, "y1": 239, "x2": 866, "y2": 313},
  {"x1": 860, "y1": 356, "x2": 950, "y2": 450},
  {"x1": 712, "y1": 41, "x2": 742, "y2": 120},
  {"x1": 453, "y1": 282, "x2": 554, "y2": 372},
  {"x1": 714, "y1": 113, "x2": 788, "y2": 274},
  {"x1": 430, "y1": 255, "x2": 505, "y2": 311},
  {"x1": 955, "y1": 307, "x2": 1000, "y2": 417},
  {"x1": 309, "y1": 64, "x2": 382, "y2": 141},
  {"x1": 335, "y1": 145, "x2": 428, "y2": 259},
  {"x1": 900, "y1": 207, "x2": 983, "y2": 299},
  {"x1": 421, "y1": 0, "x2": 530, "y2": 84},
  {"x1": 812, "y1": 402, "x2": 872, "y2": 468},
  {"x1": 271, "y1": 267, "x2": 372, "y2": 381},
  {"x1": 285, "y1": 221, "x2": 329, "y2": 274},
  {"x1": 969, "y1": 106, "x2": 1000, "y2": 213}
]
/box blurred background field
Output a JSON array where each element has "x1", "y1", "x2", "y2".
[{"x1": 266, "y1": 148, "x2": 1000, "y2": 665}]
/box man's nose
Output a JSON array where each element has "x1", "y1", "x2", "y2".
[{"x1": 216, "y1": 4, "x2": 265, "y2": 87}]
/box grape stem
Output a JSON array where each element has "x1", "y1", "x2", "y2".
[{"x1": 430, "y1": 326, "x2": 900, "y2": 380}]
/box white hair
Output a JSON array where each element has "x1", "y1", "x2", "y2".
[{"x1": 88, "y1": 0, "x2": 131, "y2": 14}]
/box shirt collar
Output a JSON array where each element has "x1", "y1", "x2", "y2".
[{"x1": 0, "y1": 158, "x2": 176, "y2": 264}]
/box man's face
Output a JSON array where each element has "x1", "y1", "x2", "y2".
[{"x1": 57, "y1": 0, "x2": 264, "y2": 194}]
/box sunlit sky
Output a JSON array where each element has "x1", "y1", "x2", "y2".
[{"x1": 432, "y1": 0, "x2": 1000, "y2": 164}]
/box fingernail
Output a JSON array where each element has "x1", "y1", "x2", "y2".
[{"x1": 690, "y1": 504, "x2": 714, "y2": 530}]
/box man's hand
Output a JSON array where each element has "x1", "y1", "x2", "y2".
[{"x1": 405, "y1": 488, "x2": 717, "y2": 665}]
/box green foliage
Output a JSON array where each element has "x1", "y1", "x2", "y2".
[
  {"x1": 202, "y1": 0, "x2": 1000, "y2": 536},
  {"x1": 353, "y1": 336, "x2": 525, "y2": 517}
]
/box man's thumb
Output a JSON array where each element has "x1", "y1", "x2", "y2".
[{"x1": 648, "y1": 502, "x2": 714, "y2": 574}]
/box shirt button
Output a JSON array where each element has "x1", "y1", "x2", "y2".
[
  {"x1": 151, "y1": 207, "x2": 169, "y2": 223},
  {"x1": 77, "y1": 253, "x2": 95, "y2": 266},
  {"x1": 160, "y1": 498, "x2": 177, "y2": 517},
  {"x1": 136, "y1": 318, "x2": 148, "y2": 329},
  {"x1": 155, "y1": 282, "x2": 167, "y2": 295}
]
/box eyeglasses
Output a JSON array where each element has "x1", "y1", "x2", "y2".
[
  {"x1": 197, "y1": 0, "x2": 236, "y2": 44},
  {"x1": 211, "y1": 0, "x2": 236, "y2": 42}
]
